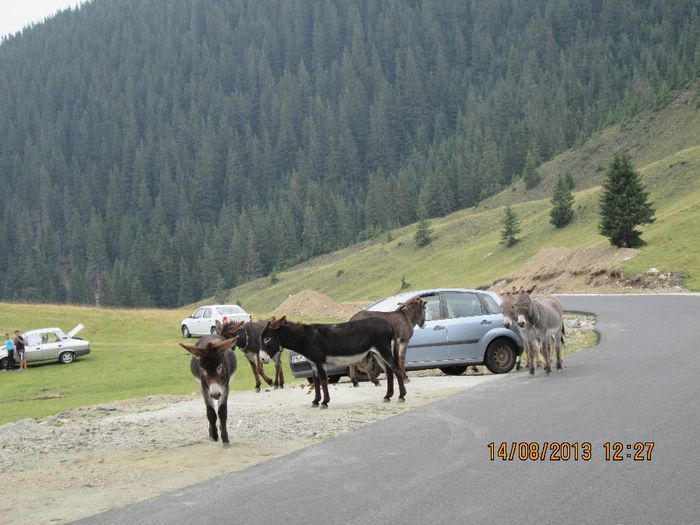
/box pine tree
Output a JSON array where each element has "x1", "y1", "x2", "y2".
[
  {"x1": 550, "y1": 174, "x2": 575, "y2": 228},
  {"x1": 500, "y1": 206, "x2": 521, "y2": 247},
  {"x1": 599, "y1": 154, "x2": 655, "y2": 247},
  {"x1": 414, "y1": 206, "x2": 433, "y2": 248},
  {"x1": 522, "y1": 151, "x2": 541, "y2": 190}
]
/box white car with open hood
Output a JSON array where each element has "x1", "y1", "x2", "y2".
[{"x1": 0, "y1": 324, "x2": 91, "y2": 368}]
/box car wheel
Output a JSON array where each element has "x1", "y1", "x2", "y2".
[
  {"x1": 59, "y1": 352, "x2": 75, "y2": 365},
  {"x1": 355, "y1": 360, "x2": 383, "y2": 382},
  {"x1": 328, "y1": 375, "x2": 341, "y2": 384},
  {"x1": 0, "y1": 357, "x2": 7, "y2": 369},
  {"x1": 484, "y1": 339, "x2": 517, "y2": 374},
  {"x1": 182, "y1": 325, "x2": 191, "y2": 338},
  {"x1": 440, "y1": 365, "x2": 468, "y2": 376},
  {"x1": 306, "y1": 377, "x2": 315, "y2": 385}
]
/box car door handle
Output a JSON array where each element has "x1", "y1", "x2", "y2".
[
  {"x1": 433, "y1": 325, "x2": 445, "y2": 331},
  {"x1": 481, "y1": 320, "x2": 492, "y2": 325}
]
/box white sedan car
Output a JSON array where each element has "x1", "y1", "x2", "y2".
[
  {"x1": 181, "y1": 305, "x2": 252, "y2": 338},
  {"x1": 0, "y1": 325, "x2": 91, "y2": 368}
]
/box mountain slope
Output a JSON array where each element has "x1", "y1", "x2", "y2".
[
  {"x1": 220, "y1": 86, "x2": 700, "y2": 313},
  {"x1": 0, "y1": 0, "x2": 698, "y2": 307}
]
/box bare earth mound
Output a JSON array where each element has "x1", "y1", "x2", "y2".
[
  {"x1": 272, "y1": 289, "x2": 368, "y2": 320},
  {"x1": 489, "y1": 246, "x2": 687, "y2": 294}
]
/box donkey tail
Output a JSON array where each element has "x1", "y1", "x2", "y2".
[{"x1": 561, "y1": 322, "x2": 566, "y2": 344}]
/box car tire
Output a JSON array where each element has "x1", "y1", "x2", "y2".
[
  {"x1": 59, "y1": 352, "x2": 75, "y2": 365},
  {"x1": 182, "y1": 325, "x2": 191, "y2": 338},
  {"x1": 484, "y1": 339, "x2": 517, "y2": 374},
  {"x1": 306, "y1": 377, "x2": 315, "y2": 385},
  {"x1": 328, "y1": 375, "x2": 341, "y2": 384},
  {"x1": 440, "y1": 365, "x2": 468, "y2": 376},
  {"x1": 0, "y1": 357, "x2": 7, "y2": 369},
  {"x1": 355, "y1": 360, "x2": 383, "y2": 382}
]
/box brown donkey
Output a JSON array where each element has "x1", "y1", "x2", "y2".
[
  {"x1": 348, "y1": 295, "x2": 427, "y2": 384},
  {"x1": 180, "y1": 334, "x2": 239, "y2": 445}
]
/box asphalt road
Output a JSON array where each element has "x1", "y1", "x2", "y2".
[{"x1": 76, "y1": 295, "x2": 699, "y2": 525}]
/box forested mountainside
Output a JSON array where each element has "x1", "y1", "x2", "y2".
[{"x1": 0, "y1": 0, "x2": 697, "y2": 307}]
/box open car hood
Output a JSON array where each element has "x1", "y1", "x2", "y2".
[{"x1": 67, "y1": 324, "x2": 84, "y2": 338}]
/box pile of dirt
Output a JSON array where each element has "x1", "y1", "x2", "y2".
[
  {"x1": 488, "y1": 246, "x2": 687, "y2": 294},
  {"x1": 272, "y1": 289, "x2": 368, "y2": 320}
]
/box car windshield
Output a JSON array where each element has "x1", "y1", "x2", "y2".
[{"x1": 216, "y1": 306, "x2": 245, "y2": 315}]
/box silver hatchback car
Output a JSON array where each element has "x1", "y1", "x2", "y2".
[{"x1": 289, "y1": 289, "x2": 523, "y2": 381}]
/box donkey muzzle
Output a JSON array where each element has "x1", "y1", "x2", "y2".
[
  {"x1": 259, "y1": 350, "x2": 271, "y2": 364},
  {"x1": 209, "y1": 383, "x2": 223, "y2": 400}
]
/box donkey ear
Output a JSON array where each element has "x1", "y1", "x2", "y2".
[
  {"x1": 215, "y1": 320, "x2": 224, "y2": 335},
  {"x1": 179, "y1": 343, "x2": 204, "y2": 359},
  {"x1": 526, "y1": 285, "x2": 536, "y2": 295},
  {"x1": 271, "y1": 315, "x2": 287, "y2": 328},
  {"x1": 212, "y1": 336, "x2": 238, "y2": 354}
]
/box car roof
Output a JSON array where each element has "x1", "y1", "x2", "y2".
[
  {"x1": 367, "y1": 288, "x2": 496, "y2": 311},
  {"x1": 23, "y1": 327, "x2": 64, "y2": 335}
]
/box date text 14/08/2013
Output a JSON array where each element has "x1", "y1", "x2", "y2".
[{"x1": 487, "y1": 441, "x2": 655, "y2": 462}]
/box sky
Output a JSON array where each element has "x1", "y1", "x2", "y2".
[{"x1": 1, "y1": 0, "x2": 83, "y2": 40}]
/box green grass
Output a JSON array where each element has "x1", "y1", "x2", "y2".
[
  {"x1": 222, "y1": 86, "x2": 700, "y2": 312},
  {"x1": 0, "y1": 303, "x2": 299, "y2": 424}
]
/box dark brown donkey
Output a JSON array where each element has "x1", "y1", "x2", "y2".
[
  {"x1": 217, "y1": 319, "x2": 284, "y2": 391},
  {"x1": 260, "y1": 316, "x2": 405, "y2": 407},
  {"x1": 348, "y1": 296, "x2": 427, "y2": 384},
  {"x1": 180, "y1": 333, "x2": 239, "y2": 445}
]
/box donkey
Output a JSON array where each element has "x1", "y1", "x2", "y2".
[
  {"x1": 217, "y1": 319, "x2": 284, "y2": 391},
  {"x1": 510, "y1": 287, "x2": 565, "y2": 375},
  {"x1": 260, "y1": 316, "x2": 405, "y2": 407},
  {"x1": 348, "y1": 296, "x2": 427, "y2": 385},
  {"x1": 180, "y1": 334, "x2": 239, "y2": 444},
  {"x1": 500, "y1": 289, "x2": 544, "y2": 371}
]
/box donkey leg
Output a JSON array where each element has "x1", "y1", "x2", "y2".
[
  {"x1": 275, "y1": 354, "x2": 285, "y2": 388},
  {"x1": 218, "y1": 395, "x2": 229, "y2": 444},
  {"x1": 528, "y1": 341, "x2": 536, "y2": 376},
  {"x1": 349, "y1": 364, "x2": 359, "y2": 387},
  {"x1": 542, "y1": 337, "x2": 552, "y2": 375},
  {"x1": 555, "y1": 332, "x2": 564, "y2": 370},
  {"x1": 257, "y1": 356, "x2": 274, "y2": 386},
  {"x1": 310, "y1": 365, "x2": 321, "y2": 406},
  {"x1": 203, "y1": 394, "x2": 218, "y2": 441},
  {"x1": 318, "y1": 366, "x2": 330, "y2": 408},
  {"x1": 367, "y1": 355, "x2": 381, "y2": 386},
  {"x1": 246, "y1": 354, "x2": 262, "y2": 392},
  {"x1": 394, "y1": 357, "x2": 406, "y2": 401},
  {"x1": 399, "y1": 341, "x2": 410, "y2": 383}
]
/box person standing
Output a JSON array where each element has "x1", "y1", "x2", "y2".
[
  {"x1": 14, "y1": 330, "x2": 26, "y2": 371},
  {"x1": 4, "y1": 333, "x2": 15, "y2": 370}
]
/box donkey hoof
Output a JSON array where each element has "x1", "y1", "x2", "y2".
[
  {"x1": 320, "y1": 403, "x2": 328, "y2": 409},
  {"x1": 529, "y1": 369, "x2": 535, "y2": 376},
  {"x1": 352, "y1": 382, "x2": 359, "y2": 388},
  {"x1": 556, "y1": 363, "x2": 562, "y2": 370},
  {"x1": 383, "y1": 398, "x2": 391, "y2": 403},
  {"x1": 265, "y1": 379, "x2": 274, "y2": 386},
  {"x1": 311, "y1": 402, "x2": 319, "y2": 407},
  {"x1": 398, "y1": 397, "x2": 405, "y2": 403},
  {"x1": 255, "y1": 386, "x2": 261, "y2": 393}
]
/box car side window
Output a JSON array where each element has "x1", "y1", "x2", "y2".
[
  {"x1": 193, "y1": 308, "x2": 204, "y2": 319},
  {"x1": 443, "y1": 292, "x2": 484, "y2": 319},
  {"x1": 203, "y1": 307, "x2": 212, "y2": 318},
  {"x1": 41, "y1": 334, "x2": 49, "y2": 344},
  {"x1": 423, "y1": 295, "x2": 442, "y2": 321}
]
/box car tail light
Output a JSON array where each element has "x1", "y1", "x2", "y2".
[{"x1": 222, "y1": 316, "x2": 228, "y2": 324}]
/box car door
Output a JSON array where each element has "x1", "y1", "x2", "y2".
[
  {"x1": 442, "y1": 291, "x2": 493, "y2": 362},
  {"x1": 40, "y1": 332, "x2": 63, "y2": 360},
  {"x1": 405, "y1": 294, "x2": 450, "y2": 364},
  {"x1": 201, "y1": 307, "x2": 213, "y2": 333},
  {"x1": 190, "y1": 307, "x2": 204, "y2": 335},
  {"x1": 24, "y1": 334, "x2": 42, "y2": 362}
]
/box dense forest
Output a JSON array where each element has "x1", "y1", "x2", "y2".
[{"x1": 0, "y1": 0, "x2": 698, "y2": 307}]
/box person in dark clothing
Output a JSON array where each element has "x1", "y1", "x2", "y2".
[{"x1": 15, "y1": 330, "x2": 26, "y2": 371}]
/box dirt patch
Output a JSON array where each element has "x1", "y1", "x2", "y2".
[
  {"x1": 272, "y1": 289, "x2": 368, "y2": 320},
  {"x1": 488, "y1": 246, "x2": 687, "y2": 294}
]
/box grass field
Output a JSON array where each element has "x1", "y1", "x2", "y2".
[{"x1": 0, "y1": 303, "x2": 298, "y2": 425}]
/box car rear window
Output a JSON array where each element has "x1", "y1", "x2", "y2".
[
  {"x1": 216, "y1": 306, "x2": 245, "y2": 315},
  {"x1": 481, "y1": 294, "x2": 501, "y2": 314}
]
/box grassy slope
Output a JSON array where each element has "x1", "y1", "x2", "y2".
[
  {"x1": 0, "y1": 303, "x2": 298, "y2": 424},
  {"x1": 223, "y1": 87, "x2": 700, "y2": 313}
]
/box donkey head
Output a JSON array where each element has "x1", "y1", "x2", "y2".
[
  {"x1": 512, "y1": 286, "x2": 537, "y2": 328},
  {"x1": 215, "y1": 319, "x2": 246, "y2": 340},
  {"x1": 399, "y1": 296, "x2": 427, "y2": 328},
  {"x1": 180, "y1": 336, "x2": 238, "y2": 400},
  {"x1": 499, "y1": 291, "x2": 517, "y2": 329},
  {"x1": 260, "y1": 316, "x2": 286, "y2": 362}
]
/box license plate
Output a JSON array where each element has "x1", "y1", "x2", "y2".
[{"x1": 291, "y1": 354, "x2": 307, "y2": 364}]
